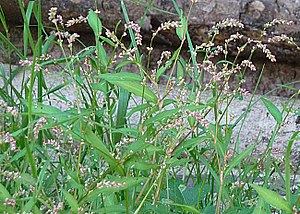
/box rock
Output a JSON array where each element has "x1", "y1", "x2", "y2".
[{"x1": 0, "y1": 0, "x2": 299, "y2": 96}]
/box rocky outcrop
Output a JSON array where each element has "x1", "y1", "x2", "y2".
[{"x1": 0, "y1": 0, "x2": 300, "y2": 95}]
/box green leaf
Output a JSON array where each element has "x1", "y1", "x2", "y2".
[
  {"x1": 127, "y1": 103, "x2": 150, "y2": 117},
  {"x1": 91, "y1": 81, "x2": 107, "y2": 93},
  {"x1": 176, "y1": 16, "x2": 187, "y2": 40},
  {"x1": 100, "y1": 35, "x2": 116, "y2": 47},
  {"x1": 62, "y1": 189, "x2": 79, "y2": 212},
  {"x1": 0, "y1": 32, "x2": 24, "y2": 59},
  {"x1": 144, "y1": 104, "x2": 204, "y2": 126},
  {"x1": 173, "y1": 136, "x2": 208, "y2": 157},
  {"x1": 113, "y1": 88, "x2": 130, "y2": 143},
  {"x1": 81, "y1": 177, "x2": 145, "y2": 204},
  {"x1": 224, "y1": 207, "x2": 255, "y2": 214},
  {"x1": 261, "y1": 98, "x2": 282, "y2": 123},
  {"x1": 155, "y1": 48, "x2": 180, "y2": 81},
  {"x1": 171, "y1": 203, "x2": 202, "y2": 214},
  {"x1": 97, "y1": 72, "x2": 142, "y2": 82},
  {"x1": 285, "y1": 131, "x2": 299, "y2": 202},
  {"x1": 250, "y1": 184, "x2": 293, "y2": 213},
  {"x1": 116, "y1": 60, "x2": 132, "y2": 70},
  {"x1": 0, "y1": 183, "x2": 11, "y2": 200},
  {"x1": 224, "y1": 144, "x2": 255, "y2": 177},
  {"x1": 96, "y1": 205, "x2": 126, "y2": 213},
  {"x1": 98, "y1": 72, "x2": 157, "y2": 103},
  {"x1": 97, "y1": 42, "x2": 107, "y2": 66},
  {"x1": 252, "y1": 198, "x2": 271, "y2": 214},
  {"x1": 145, "y1": 108, "x2": 177, "y2": 126},
  {"x1": 16, "y1": 173, "x2": 36, "y2": 186},
  {"x1": 88, "y1": 10, "x2": 102, "y2": 36},
  {"x1": 22, "y1": 198, "x2": 35, "y2": 212},
  {"x1": 79, "y1": 123, "x2": 125, "y2": 176},
  {"x1": 42, "y1": 34, "x2": 56, "y2": 55},
  {"x1": 23, "y1": 102, "x2": 62, "y2": 115},
  {"x1": 125, "y1": 158, "x2": 157, "y2": 170},
  {"x1": 177, "y1": 59, "x2": 184, "y2": 79}
]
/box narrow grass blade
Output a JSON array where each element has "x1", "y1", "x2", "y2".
[
  {"x1": 198, "y1": 155, "x2": 219, "y2": 186},
  {"x1": 113, "y1": 88, "x2": 130, "y2": 143},
  {"x1": 224, "y1": 144, "x2": 255, "y2": 177},
  {"x1": 23, "y1": 1, "x2": 34, "y2": 56},
  {"x1": 120, "y1": 0, "x2": 140, "y2": 60},
  {"x1": 0, "y1": 32, "x2": 24, "y2": 59},
  {"x1": 285, "y1": 131, "x2": 299, "y2": 202},
  {"x1": 0, "y1": 6, "x2": 8, "y2": 32},
  {"x1": 18, "y1": 0, "x2": 35, "y2": 53},
  {"x1": 42, "y1": 34, "x2": 55, "y2": 55}
]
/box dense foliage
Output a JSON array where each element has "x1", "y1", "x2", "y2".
[{"x1": 0, "y1": 0, "x2": 299, "y2": 213}]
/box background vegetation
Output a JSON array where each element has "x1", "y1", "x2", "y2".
[{"x1": 0, "y1": 0, "x2": 299, "y2": 213}]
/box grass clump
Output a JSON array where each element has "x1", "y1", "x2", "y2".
[{"x1": 0, "y1": 1, "x2": 299, "y2": 213}]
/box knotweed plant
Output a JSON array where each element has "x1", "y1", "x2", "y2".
[{"x1": 0, "y1": 0, "x2": 299, "y2": 213}]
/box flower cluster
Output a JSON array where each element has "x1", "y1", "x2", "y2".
[
  {"x1": 3, "y1": 198, "x2": 16, "y2": 207},
  {"x1": 48, "y1": 7, "x2": 81, "y2": 50},
  {"x1": 38, "y1": 54, "x2": 52, "y2": 61},
  {"x1": 1, "y1": 170, "x2": 20, "y2": 181},
  {"x1": 105, "y1": 29, "x2": 118, "y2": 43},
  {"x1": 0, "y1": 132, "x2": 17, "y2": 151},
  {"x1": 52, "y1": 202, "x2": 64, "y2": 214},
  {"x1": 125, "y1": 21, "x2": 142, "y2": 45},
  {"x1": 54, "y1": 31, "x2": 80, "y2": 49},
  {"x1": 241, "y1": 60, "x2": 256, "y2": 71},
  {"x1": 48, "y1": 7, "x2": 58, "y2": 21},
  {"x1": 19, "y1": 59, "x2": 41, "y2": 72},
  {"x1": 234, "y1": 88, "x2": 250, "y2": 96},
  {"x1": 225, "y1": 32, "x2": 244, "y2": 44},
  {"x1": 96, "y1": 179, "x2": 126, "y2": 189},
  {"x1": 185, "y1": 109, "x2": 210, "y2": 128},
  {"x1": 263, "y1": 19, "x2": 293, "y2": 29},
  {"x1": 33, "y1": 117, "x2": 47, "y2": 139},
  {"x1": 113, "y1": 137, "x2": 135, "y2": 159},
  {"x1": 0, "y1": 99, "x2": 18, "y2": 117},
  {"x1": 268, "y1": 34, "x2": 295, "y2": 46},
  {"x1": 163, "y1": 113, "x2": 184, "y2": 131},
  {"x1": 255, "y1": 41, "x2": 276, "y2": 62},
  {"x1": 208, "y1": 45, "x2": 224, "y2": 59},
  {"x1": 48, "y1": 7, "x2": 63, "y2": 26},
  {"x1": 210, "y1": 18, "x2": 244, "y2": 35},
  {"x1": 153, "y1": 21, "x2": 182, "y2": 37},
  {"x1": 19, "y1": 59, "x2": 33, "y2": 67},
  {"x1": 157, "y1": 51, "x2": 172, "y2": 67},
  {"x1": 117, "y1": 47, "x2": 138, "y2": 61},
  {"x1": 66, "y1": 15, "x2": 87, "y2": 27}
]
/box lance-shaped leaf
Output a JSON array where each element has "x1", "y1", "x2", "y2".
[
  {"x1": 261, "y1": 98, "x2": 282, "y2": 124},
  {"x1": 97, "y1": 72, "x2": 158, "y2": 103},
  {"x1": 88, "y1": 10, "x2": 102, "y2": 36},
  {"x1": 250, "y1": 184, "x2": 293, "y2": 213}
]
